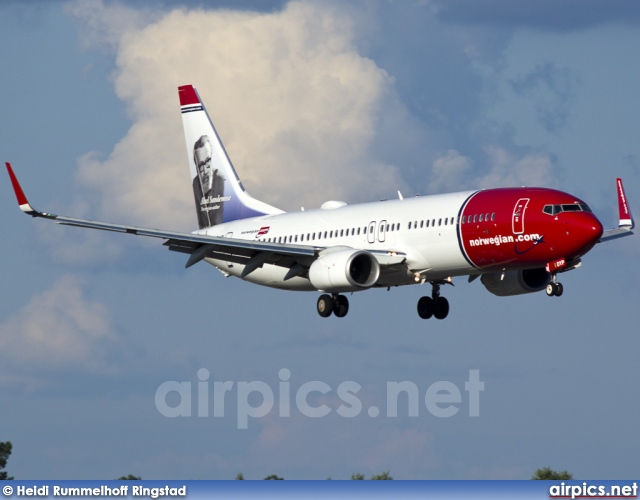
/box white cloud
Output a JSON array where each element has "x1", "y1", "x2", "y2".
[
  {"x1": 428, "y1": 146, "x2": 556, "y2": 192},
  {"x1": 429, "y1": 149, "x2": 474, "y2": 192},
  {"x1": 36, "y1": 220, "x2": 125, "y2": 266},
  {"x1": 0, "y1": 275, "x2": 120, "y2": 379},
  {"x1": 479, "y1": 146, "x2": 556, "y2": 188},
  {"x1": 67, "y1": 0, "x2": 414, "y2": 230}
]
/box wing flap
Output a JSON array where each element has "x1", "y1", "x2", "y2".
[{"x1": 369, "y1": 249, "x2": 407, "y2": 267}]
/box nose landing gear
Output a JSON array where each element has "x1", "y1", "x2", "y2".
[
  {"x1": 546, "y1": 279, "x2": 564, "y2": 297},
  {"x1": 417, "y1": 280, "x2": 451, "y2": 320}
]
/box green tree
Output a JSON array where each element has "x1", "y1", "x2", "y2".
[
  {"x1": 0, "y1": 442, "x2": 13, "y2": 480},
  {"x1": 532, "y1": 467, "x2": 573, "y2": 480},
  {"x1": 235, "y1": 472, "x2": 244, "y2": 480},
  {"x1": 350, "y1": 473, "x2": 365, "y2": 480},
  {"x1": 370, "y1": 470, "x2": 393, "y2": 480},
  {"x1": 264, "y1": 474, "x2": 284, "y2": 480},
  {"x1": 117, "y1": 475, "x2": 141, "y2": 480}
]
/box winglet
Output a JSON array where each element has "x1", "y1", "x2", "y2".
[
  {"x1": 599, "y1": 177, "x2": 635, "y2": 242},
  {"x1": 5, "y1": 162, "x2": 56, "y2": 219},
  {"x1": 5, "y1": 162, "x2": 38, "y2": 215},
  {"x1": 616, "y1": 178, "x2": 634, "y2": 229}
]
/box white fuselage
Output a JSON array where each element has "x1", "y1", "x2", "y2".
[{"x1": 197, "y1": 191, "x2": 478, "y2": 291}]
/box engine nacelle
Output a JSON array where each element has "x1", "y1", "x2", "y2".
[
  {"x1": 308, "y1": 248, "x2": 380, "y2": 293},
  {"x1": 480, "y1": 268, "x2": 551, "y2": 297}
]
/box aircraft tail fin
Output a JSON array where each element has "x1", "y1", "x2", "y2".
[{"x1": 178, "y1": 85, "x2": 282, "y2": 229}]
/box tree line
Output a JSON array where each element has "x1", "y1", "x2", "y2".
[{"x1": 0, "y1": 441, "x2": 573, "y2": 480}]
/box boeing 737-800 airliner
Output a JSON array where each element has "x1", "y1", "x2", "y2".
[{"x1": 5, "y1": 85, "x2": 635, "y2": 319}]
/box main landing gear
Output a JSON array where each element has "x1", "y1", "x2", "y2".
[
  {"x1": 546, "y1": 275, "x2": 564, "y2": 297},
  {"x1": 417, "y1": 281, "x2": 450, "y2": 320},
  {"x1": 317, "y1": 293, "x2": 349, "y2": 318}
]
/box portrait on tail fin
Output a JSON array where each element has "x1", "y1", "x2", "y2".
[{"x1": 192, "y1": 135, "x2": 225, "y2": 228}]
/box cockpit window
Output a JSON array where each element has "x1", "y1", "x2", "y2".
[
  {"x1": 562, "y1": 204, "x2": 581, "y2": 212},
  {"x1": 543, "y1": 205, "x2": 560, "y2": 215},
  {"x1": 543, "y1": 203, "x2": 592, "y2": 215}
]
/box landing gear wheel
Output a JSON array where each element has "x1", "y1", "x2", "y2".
[
  {"x1": 317, "y1": 294, "x2": 333, "y2": 317},
  {"x1": 417, "y1": 280, "x2": 453, "y2": 319},
  {"x1": 333, "y1": 294, "x2": 349, "y2": 318},
  {"x1": 433, "y1": 297, "x2": 450, "y2": 320},
  {"x1": 546, "y1": 282, "x2": 563, "y2": 297},
  {"x1": 417, "y1": 296, "x2": 434, "y2": 319}
]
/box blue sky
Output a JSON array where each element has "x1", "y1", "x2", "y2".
[{"x1": 1, "y1": 0, "x2": 639, "y2": 480}]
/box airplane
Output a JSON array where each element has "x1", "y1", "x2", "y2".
[{"x1": 5, "y1": 84, "x2": 635, "y2": 319}]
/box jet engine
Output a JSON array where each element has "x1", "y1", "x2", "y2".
[
  {"x1": 480, "y1": 268, "x2": 551, "y2": 297},
  {"x1": 308, "y1": 248, "x2": 380, "y2": 293}
]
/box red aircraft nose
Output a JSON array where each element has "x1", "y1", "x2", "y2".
[{"x1": 566, "y1": 213, "x2": 603, "y2": 258}]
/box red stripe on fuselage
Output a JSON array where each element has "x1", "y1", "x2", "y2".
[{"x1": 459, "y1": 188, "x2": 603, "y2": 271}]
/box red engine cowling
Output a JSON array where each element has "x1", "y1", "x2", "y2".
[{"x1": 480, "y1": 268, "x2": 550, "y2": 296}]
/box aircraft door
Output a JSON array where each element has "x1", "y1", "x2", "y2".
[
  {"x1": 378, "y1": 220, "x2": 387, "y2": 243},
  {"x1": 367, "y1": 221, "x2": 376, "y2": 244},
  {"x1": 512, "y1": 199, "x2": 530, "y2": 235}
]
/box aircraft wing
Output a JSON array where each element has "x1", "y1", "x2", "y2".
[
  {"x1": 6, "y1": 163, "x2": 406, "y2": 277},
  {"x1": 599, "y1": 178, "x2": 635, "y2": 243}
]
